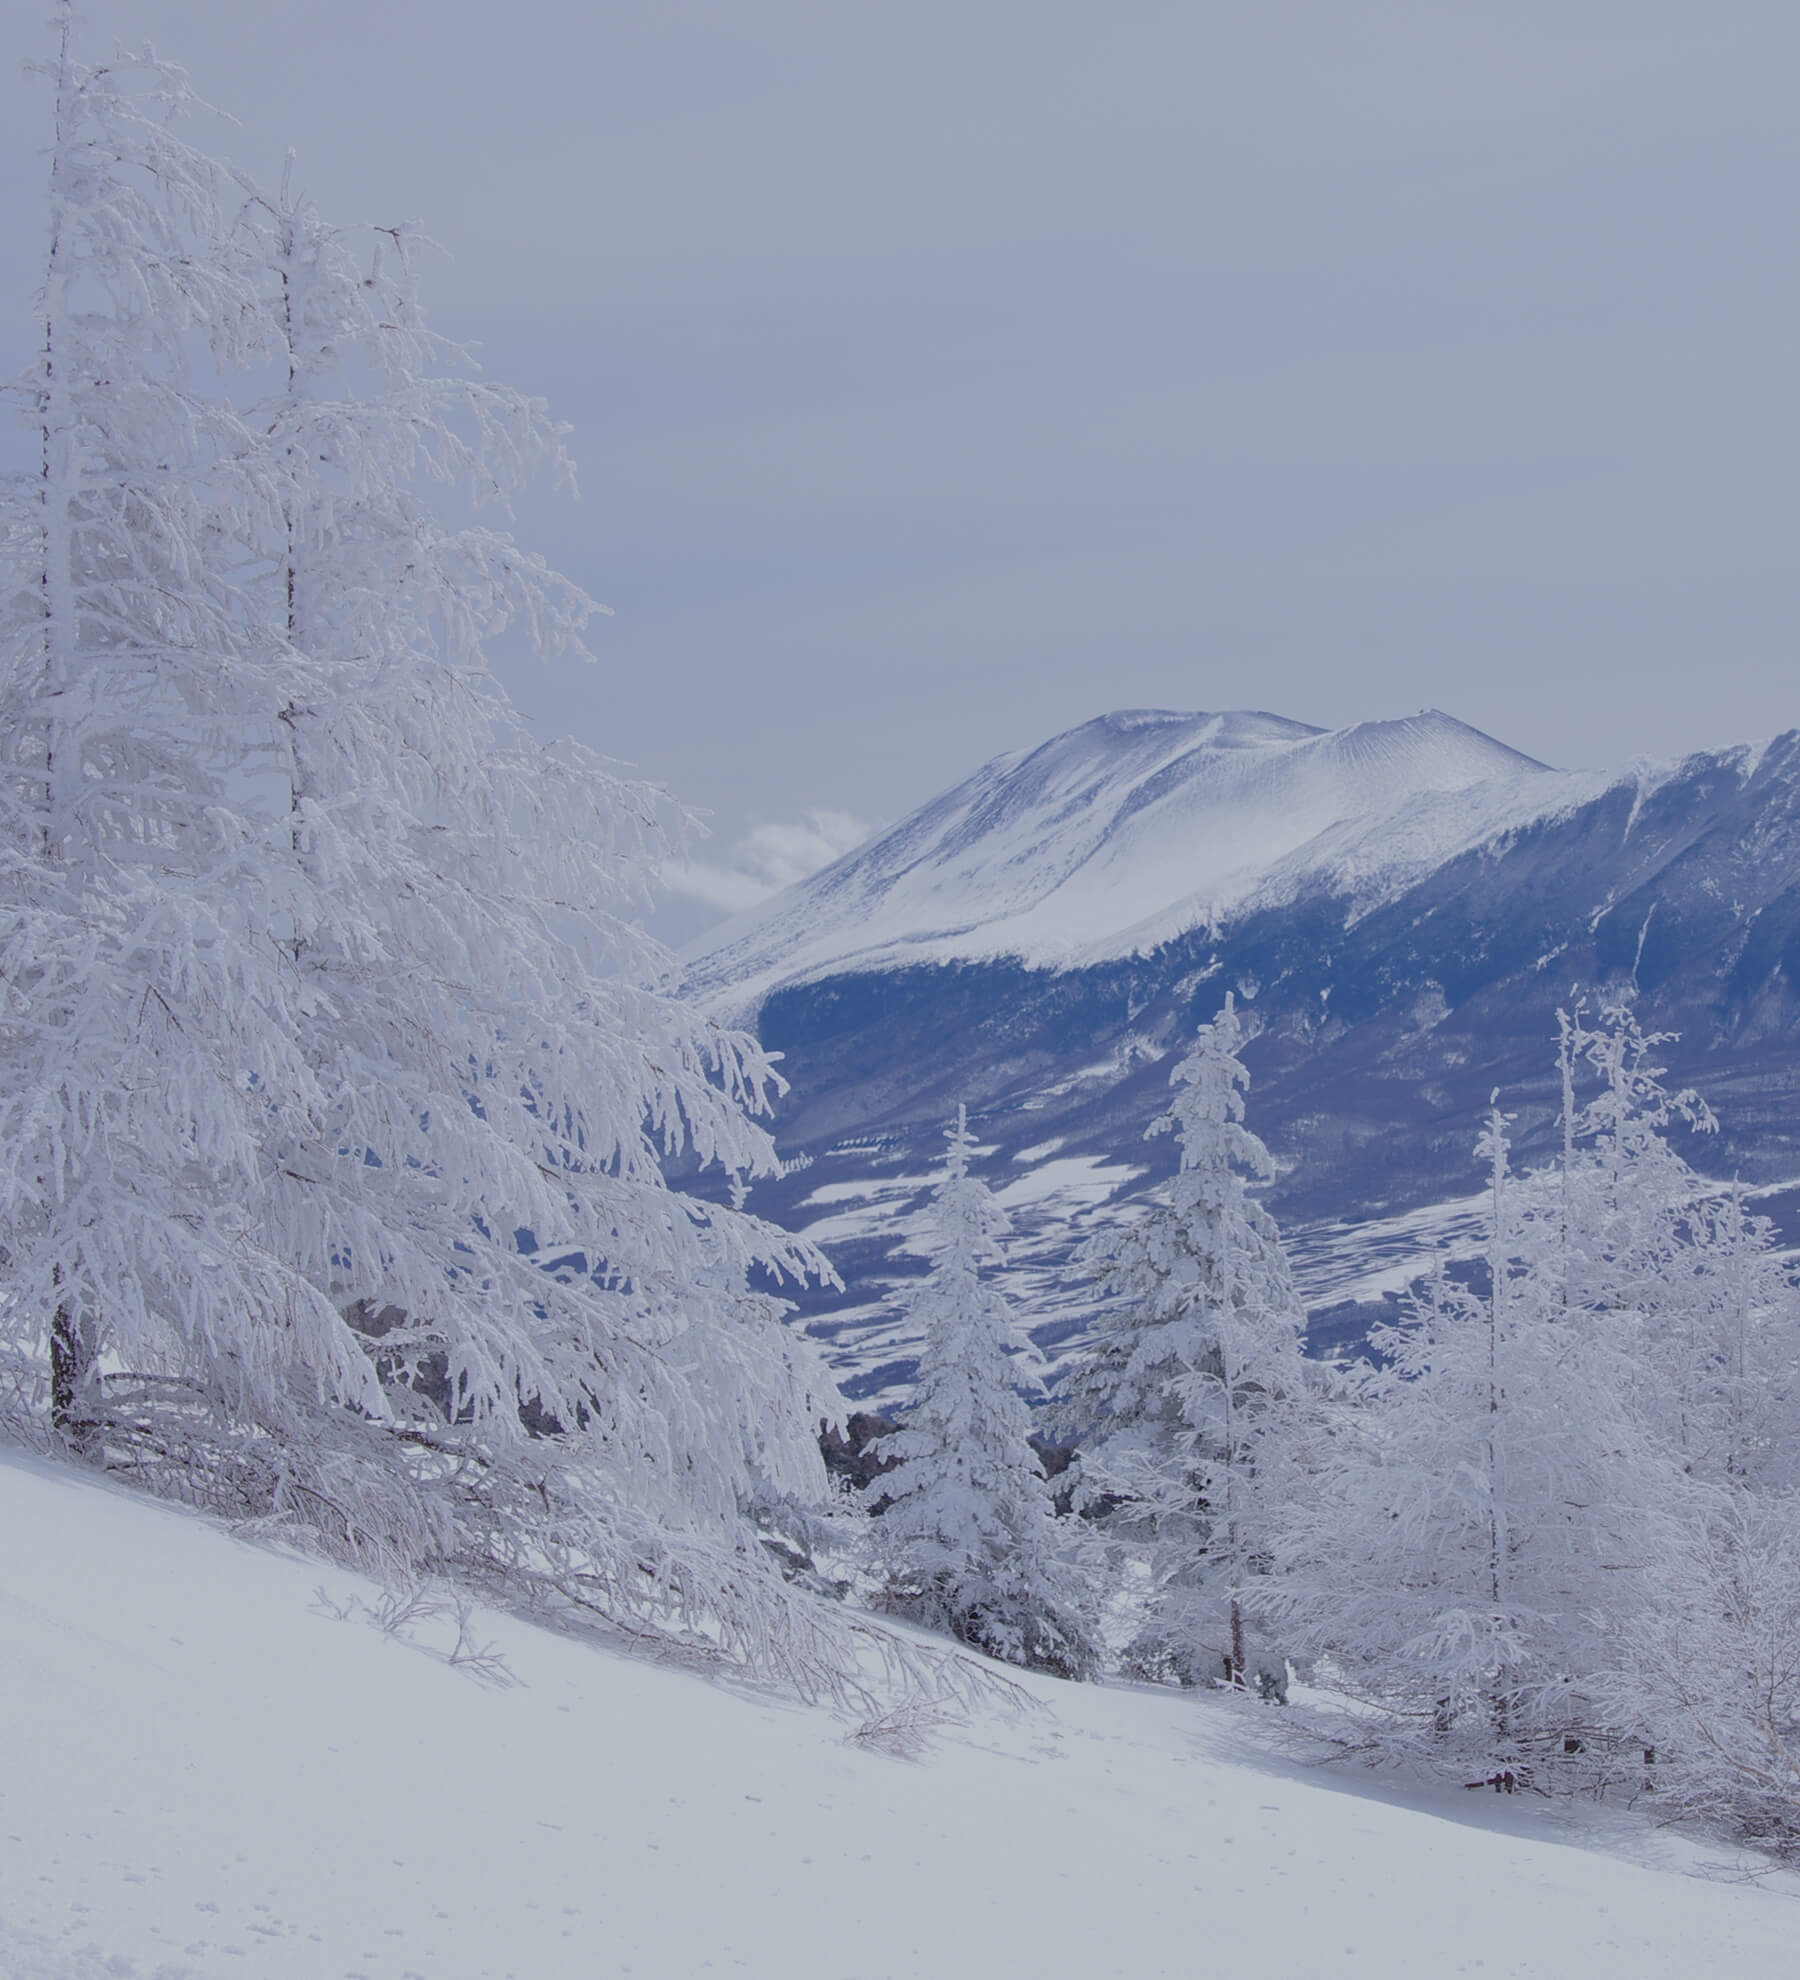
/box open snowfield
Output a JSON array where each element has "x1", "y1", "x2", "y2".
[{"x1": 4, "y1": 1448, "x2": 1798, "y2": 1980}]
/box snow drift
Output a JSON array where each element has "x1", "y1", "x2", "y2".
[{"x1": 5, "y1": 1448, "x2": 1800, "y2": 1979}]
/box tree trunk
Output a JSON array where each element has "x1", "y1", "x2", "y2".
[
  {"x1": 50, "y1": 1290, "x2": 99, "y2": 1458},
  {"x1": 40, "y1": 5, "x2": 80, "y2": 859}
]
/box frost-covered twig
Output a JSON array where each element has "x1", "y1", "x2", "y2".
[
  {"x1": 309, "y1": 1578, "x2": 519, "y2": 1688},
  {"x1": 844, "y1": 1697, "x2": 971, "y2": 1762}
]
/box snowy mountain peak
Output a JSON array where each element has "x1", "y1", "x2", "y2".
[
  {"x1": 684, "y1": 707, "x2": 1579, "y2": 1014},
  {"x1": 1066, "y1": 706, "x2": 1323, "y2": 748}
]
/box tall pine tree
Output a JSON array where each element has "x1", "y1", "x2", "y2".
[{"x1": 1063, "y1": 995, "x2": 1309, "y2": 1689}]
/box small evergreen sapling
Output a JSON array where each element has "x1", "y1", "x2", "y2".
[{"x1": 870, "y1": 1109, "x2": 1096, "y2": 1678}]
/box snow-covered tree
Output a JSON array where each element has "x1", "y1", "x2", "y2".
[
  {"x1": 1260, "y1": 1102, "x2": 1657, "y2": 1778},
  {"x1": 1660, "y1": 1181, "x2": 1800, "y2": 1492},
  {"x1": 1537, "y1": 1008, "x2": 1800, "y2": 1832},
  {"x1": 1260, "y1": 1004, "x2": 1800, "y2": 1793},
  {"x1": 1596, "y1": 1484, "x2": 1800, "y2": 1843},
  {"x1": 1062, "y1": 995, "x2": 1310, "y2": 1689},
  {"x1": 1550, "y1": 1006, "x2": 1800, "y2": 1492},
  {"x1": 213, "y1": 150, "x2": 830, "y2": 1458},
  {"x1": 0, "y1": 14, "x2": 890, "y2": 1695},
  {"x1": 870, "y1": 1109, "x2": 1097, "y2": 1677},
  {"x1": 0, "y1": 20, "x2": 333, "y2": 1450}
]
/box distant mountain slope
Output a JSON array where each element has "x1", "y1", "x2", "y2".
[
  {"x1": 686, "y1": 707, "x2": 1581, "y2": 1016},
  {"x1": 685, "y1": 711, "x2": 1800, "y2": 1404}
]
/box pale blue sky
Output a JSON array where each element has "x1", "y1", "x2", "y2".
[{"x1": 5, "y1": 3, "x2": 1796, "y2": 936}]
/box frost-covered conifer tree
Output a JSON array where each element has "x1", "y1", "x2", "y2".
[
  {"x1": 1261, "y1": 1004, "x2": 1800, "y2": 1791},
  {"x1": 0, "y1": 18, "x2": 337, "y2": 1449},
  {"x1": 1551, "y1": 1006, "x2": 1800, "y2": 1491},
  {"x1": 1062, "y1": 995, "x2": 1309, "y2": 1688},
  {"x1": 1260, "y1": 1101, "x2": 1656, "y2": 1776},
  {"x1": 0, "y1": 15, "x2": 883, "y2": 1694},
  {"x1": 217, "y1": 154, "x2": 832, "y2": 1469},
  {"x1": 1542, "y1": 1011, "x2": 1800, "y2": 1830},
  {"x1": 1597, "y1": 1485, "x2": 1800, "y2": 1841},
  {"x1": 871, "y1": 1109, "x2": 1096, "y2": 1677},
  {"x1": 1655, "y1": 1181, "x2": 1800, "y2": 1492}
]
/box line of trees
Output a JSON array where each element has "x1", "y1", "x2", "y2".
[
  {"x1": 1256, "y1": 1005, "x2": 1800, "y2": 1835},
  {"x1": 886, "y1": 994, "x2": 1800, "y2": 1845}
]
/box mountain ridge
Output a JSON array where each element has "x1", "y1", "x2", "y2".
[{"x1": 686, "y1": 706, "x2": 1592, "y2": 1016}]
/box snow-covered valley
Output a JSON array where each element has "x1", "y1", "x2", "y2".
[
  {"x1": 4, "y1": 1448, "x2": 1800, "y2": 1980},
  {"x1": 681, "y1": 707, "x2": 1800, "y2": 1404}
]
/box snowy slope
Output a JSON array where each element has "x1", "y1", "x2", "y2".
[
  {"x1": 685, "y1": 708, "x2": 1601, "y2": 1014},
  {"x1": 6, "y1": 1450, "x2": 1800, "y2": 1980}
]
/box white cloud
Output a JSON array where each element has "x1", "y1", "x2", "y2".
[
  {"x1": 664, "y1": 807, "x2": 872, "y2": 917},
  {"x1": 661, "y1": 861, "x2": 771, "y2": 916}
]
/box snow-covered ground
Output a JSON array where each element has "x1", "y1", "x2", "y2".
[
  {"x1": 781, "y1": 1155, "x2": 1486, "y2": 1404},
  {"x1": 5, "y1": 1449, "x2": 1799, "y2": 1980}
]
